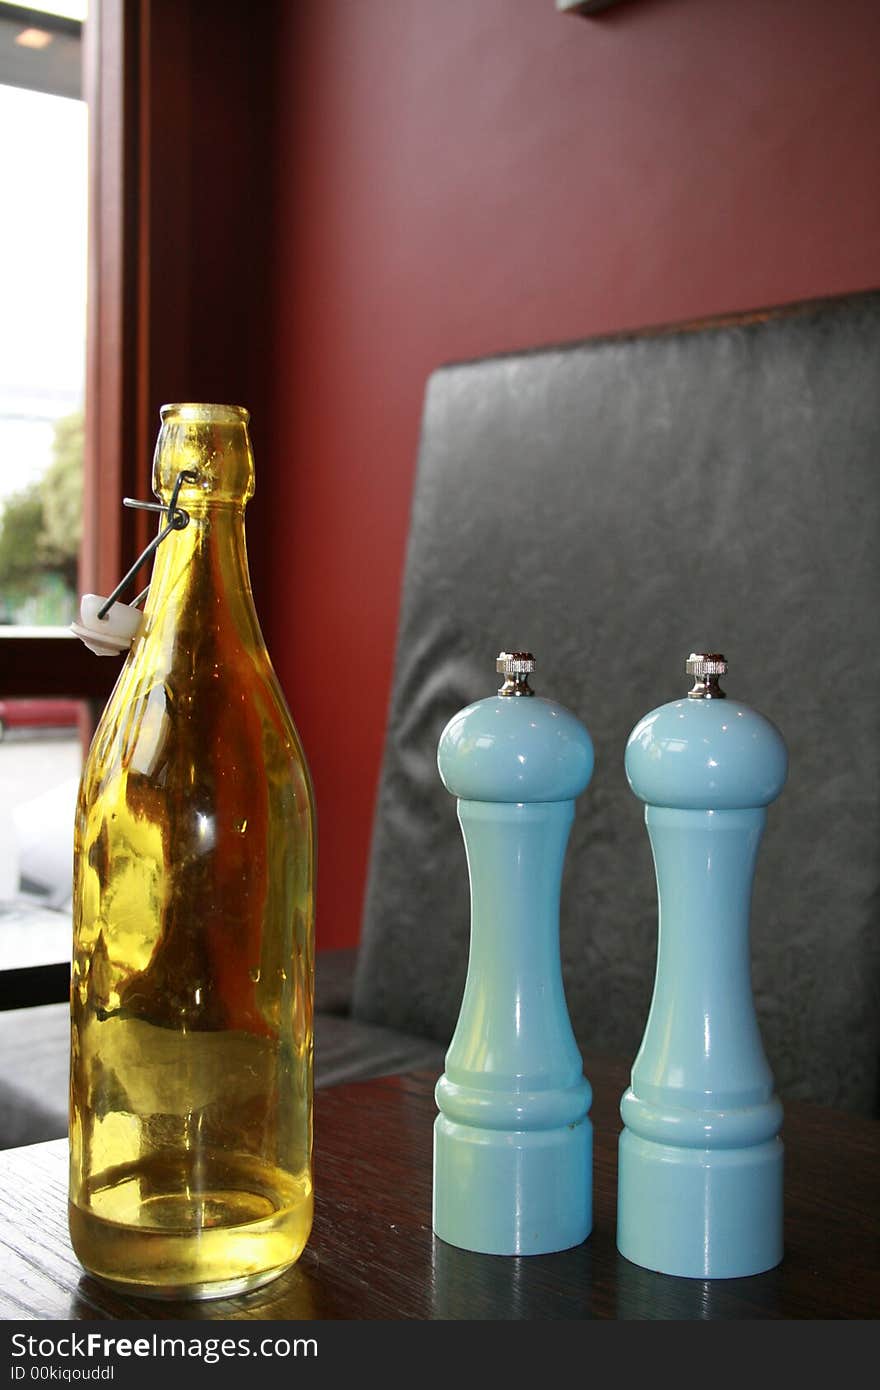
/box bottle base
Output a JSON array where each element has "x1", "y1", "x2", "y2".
[
  {"x1": 79, "y1": 1260, "x2": 291, "y2": 1303},
  {"x1": 68, "y1": 1157, "x2": 313, "y2": 1301}
]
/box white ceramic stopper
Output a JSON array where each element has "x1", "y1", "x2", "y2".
[{"x1": 70, "y1": 594, "x2": 144, "y2": 655}]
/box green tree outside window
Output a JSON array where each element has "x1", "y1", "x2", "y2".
[{"x1": 0, "y1": 411, "x2": 83, "y2": 625}]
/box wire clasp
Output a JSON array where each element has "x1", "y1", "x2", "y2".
[
  {"x1": 71, "y1": 470, "x2": 199, "y2": 656},
  {"x1": 97, "y1": 469, "x2": 199, "y2": 618}
]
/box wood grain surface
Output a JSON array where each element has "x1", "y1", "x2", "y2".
[{"x1": 1, "y1": 1060, "x2": 877, "y2": 1321}]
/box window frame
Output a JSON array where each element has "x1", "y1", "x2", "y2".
[{"x1": 1, "y1": 0, "x2": 153, "y2": 706}]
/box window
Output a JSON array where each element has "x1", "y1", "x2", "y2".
[
  {"x1": 0, "y1": 1, "x2": 93, "y2": 1001},
  {"x1": 0, "y1": 3, "x2": 87, "y2": 630}
]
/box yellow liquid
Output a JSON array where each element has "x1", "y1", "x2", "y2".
[
  {"x1": 69, "y1": 1151, "x2": 312, "y2": 1299},
  {"x1": 70, "y1": 407, "x2": 316, "y2": 1299}
]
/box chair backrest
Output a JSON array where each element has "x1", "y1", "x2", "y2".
[{"x1": 352, "y1": 289, "x2": 880, "y2": 1116}]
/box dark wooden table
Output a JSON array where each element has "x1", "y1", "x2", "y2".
[{"x1": 1, "y1": 1058, "x2": 877, "y2": 1320}]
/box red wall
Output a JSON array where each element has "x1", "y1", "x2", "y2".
[{"x1": 261, "y1": 0, "x2": 880, "y2": 950}]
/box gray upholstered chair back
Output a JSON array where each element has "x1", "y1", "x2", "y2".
[{"x1": 352, "y1": 290, "x2": 880, "y2": 1116}]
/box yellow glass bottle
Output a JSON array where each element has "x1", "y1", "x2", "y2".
[{"x1": 69, "y1": 403, "x2": 315, "y2": 1300}]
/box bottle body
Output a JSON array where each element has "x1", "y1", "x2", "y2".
[{"x1": 69, "y1": 405, "x2": 315, "y2": 1299}]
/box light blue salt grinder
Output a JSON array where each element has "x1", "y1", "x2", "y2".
[
  {"x1": 618, "y1": 652, "x2": 788, "y2": 1279},
  {"x1": 434, "y1": 651, "x2": 594, "y2": 1255}
]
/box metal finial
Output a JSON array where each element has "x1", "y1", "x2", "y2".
[
  {"x1": 496, "y1": 651, "x2": 536, "y2": 697},
  {"x1": 686, "y1": 652, "x2": 728, "y2": 699}
]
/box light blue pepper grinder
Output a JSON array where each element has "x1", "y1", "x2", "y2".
[
  {"x1": 434, "y1": 651, "x2": 594, "y2": 1255},
  {"x1": 618, "y1": 652, "x2": 788, "y2": 1279}
]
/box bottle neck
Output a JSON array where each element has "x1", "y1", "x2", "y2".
[
  {"x1": 119, "y1": 404, "x2": 263, "y2": 677},
  {"x1": 140, "y1": 500, "x2": 262, "y2": 666}
]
